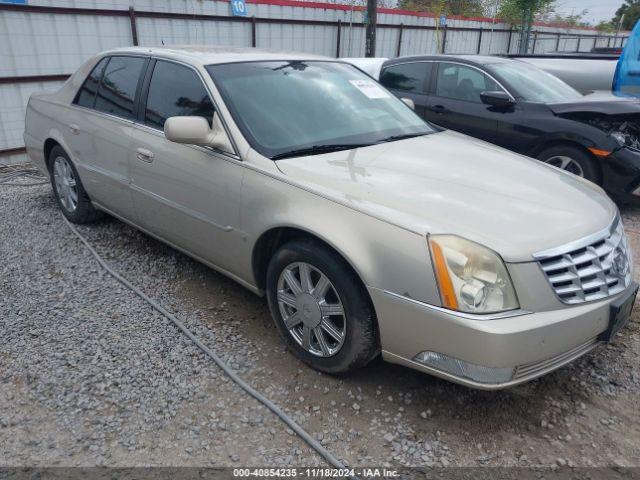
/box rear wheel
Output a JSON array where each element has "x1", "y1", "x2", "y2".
[
  {"x1": 49, "y1": 145, "x2": 102, "y2": 223},
  {"x1": 266, "y1": 239, "x2": 379, "y2": 374},
  {"x1": 537, "y1": 145, "x2": 601, "y2": 184}
]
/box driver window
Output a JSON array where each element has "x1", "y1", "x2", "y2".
[{"x1": 435, "y1": 63, "x2": 501, "y2": 103}]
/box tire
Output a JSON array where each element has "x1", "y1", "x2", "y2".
[
  {"x1": 266, "y1": 238, "x2": 379, "y2": 374},
  {"x1": 48, "y1": 145, "x2": 102, "y2": 224},
  {"x1": 537, "y1": 144, "x2": 601, "y2": 184}
]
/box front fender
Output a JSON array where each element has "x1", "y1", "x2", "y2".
[{"x1": 239, "y1": 166, "x2": 441, "y2": 307}]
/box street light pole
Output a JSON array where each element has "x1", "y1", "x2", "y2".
[{"x1": 365, "y1": 0, "x2": 377, "y2": 57}]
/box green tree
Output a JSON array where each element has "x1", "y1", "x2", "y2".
[
  {"x1": 612, "y1": 0, "x2": 640, "y2": 30},
  {"x1": 397, "y1": 0, "x2": 485, "y2": 16},
  {"x1": 497, "y1": 0, "x2": 555, "y2": 25},
  {"x1": 539, "y1": 8, "x2": 589, "y2": 27},
  {"x1": 497, "y1": 0, "x2": 555, "y2": 53},
  {"x1": 596, "y1": 20, "x2": 616, "y2": 32}
]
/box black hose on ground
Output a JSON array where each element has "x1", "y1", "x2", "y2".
[{"x1": 60, "y1": 215, "x2": 356, "y2": 475}]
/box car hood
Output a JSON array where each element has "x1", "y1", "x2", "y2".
[
  {"x1": 275, "y1": 130, "x2": 617, "y2": 262},
  {"x1": 548, "y1": 91, "x2": 640, "y2": 115}
]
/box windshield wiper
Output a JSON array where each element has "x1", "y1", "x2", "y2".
[
  {"x1": 377, "y1": 132, "x2": 429, "y2": 143},
  {"x1": 271, "y1": 143, "x2": 371, "y2": 160}
]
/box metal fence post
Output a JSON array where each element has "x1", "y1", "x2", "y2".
[
  {"x1": 396, "y1": 23, "x2": 403, "y2": 57},
  {"x1": 476, "y1": 28, "x2": 483, "y2": 54},
  {"x1": 555, "y1": 33, "x2": 560, "y2": 52},
  {"x1": 576, "y1": 35, "x2": 581, "y2": 53},
  {"x1": 531, "y1": 31, "x2": 537, "y2": 53},
  {"x1": 507, "y1": 29, "x2": 513, "y2": 53},
  {"x1": 336, "y1": 19, "x2": 341, "y2": 57},
  {"x1": 128, "y1": 7, "x2": 138, "y2": 46},
  {"x1": 441, "y1": 26, "x2": 447, "y2": 54},
  {"x1": 251, "y1": 16, "x2": 256, "y2": 47}
]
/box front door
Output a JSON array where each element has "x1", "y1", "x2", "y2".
[
  {"x1": 128, "y1": 59, "x2": 244, "y2": 275},
  {"x1": 426, "y1": 62, "x2": 509, "y2": 143}
]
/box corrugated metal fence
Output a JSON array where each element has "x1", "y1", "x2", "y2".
[{"x1": 0, "y1": 0, "x2": 628, "y2": 163}]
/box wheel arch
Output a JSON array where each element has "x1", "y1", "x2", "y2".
[
  {"x1": 529, "y1": 137, "x2": 589, "y2": 157},
  {"x1": 43, "y1": 129, "x2": 74, "y2": 171},
  {"x1": 43, "y1": 138, "x2": 62, "y2": 170},
  {"x1": 251, "y1": 225, "x2": 370, "y2": 297},
  {"x1": 530, "y1": 139, "x2": 602, "y2": 181}
]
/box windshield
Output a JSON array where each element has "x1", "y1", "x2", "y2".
[
  {"x1": 206, "y1": 61, "x2": 433, "y2": 159},
  {"x1": 488, "y1": 61, "x2": 583, "y2": 103}
]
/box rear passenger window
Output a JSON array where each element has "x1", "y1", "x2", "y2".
[
  {"x1": 94, "y1": 56, "x2": 146, "y2": 119},
  {"x1": 380, "y1": 63, "x2": 431, "y2": 94},
  {"x1": 144, "y1": 60, "x2": 215, "y2": 130},
  {"x1": 74, "y1": 57, "x2": 109, "y2": 108}
]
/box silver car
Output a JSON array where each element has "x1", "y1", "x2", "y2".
[{"x1": 24, "y1": 47, "x2": 637, "y2": 389}]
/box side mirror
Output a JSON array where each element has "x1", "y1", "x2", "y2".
[
  {"x1": 400, "y1": 97, "x2": 415, "y2": 110},
  {"x1": 164, "y1": 114, "x2": 233, "y2": 153},
  {"x1": 480, "y1": 91, "x2": 515, "y2": 108}
]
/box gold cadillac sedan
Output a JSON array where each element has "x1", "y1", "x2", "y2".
[{"x1": 24, "y1": 46, "x2": 636, "y2": 389}]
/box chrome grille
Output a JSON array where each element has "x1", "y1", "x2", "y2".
[{"x1": 535, "y1": 218, "x2": 632, "y2": 304}]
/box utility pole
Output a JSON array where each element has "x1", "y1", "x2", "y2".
[
  {"x1": 616, "y1": 13, "x2": 626, "y2": 37},
  {"x1": 365, "y1": 0, "x2": 377, "y2": 57}
]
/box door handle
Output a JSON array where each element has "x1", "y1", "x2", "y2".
[
  {"x1": 428, "y1": 105, "x2": 448, "y2": 114},
  {"x1": 68, "y1": 124, "x2": 80, "y2": 134},
  {"x1": 136, "y1": 148, "x2": 154, "y2": 163}
]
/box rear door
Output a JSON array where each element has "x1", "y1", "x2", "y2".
[
  {"x1": 427, "y1": 62, "x2": 508, "y2": 143},
  {"x1": 128, "y1": 59, "x2": 245, "y2": 275},
  {"x1": 70, "y1": 55, "x2": 148, "y2": 219},
  {"x1": 379, "y1": 61, "x2": 433, "y2": 118}
]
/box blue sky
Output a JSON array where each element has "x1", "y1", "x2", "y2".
[{"x1": 555, "y1": 0, "x2": 621, "y2": 24}]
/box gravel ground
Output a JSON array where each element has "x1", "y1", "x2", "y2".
[{"x1": 1, "y1": 182, "x2": 639, "y2": 469}]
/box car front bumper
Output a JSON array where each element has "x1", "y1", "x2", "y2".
[
  {"x1": 369, "y1": 283, "x2": 636, "y2": 390},
  {"x1": 602, "y1": 146, "x2": 640, "y2": 199}
]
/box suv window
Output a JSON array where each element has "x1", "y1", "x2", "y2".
[
  {"x1": 144, "y1": 60, "x2": 215, "y2": 130},
  {"x1": 435, "y1": 62, "x2": 501, "y2": 103},
  {"x1": 380, "y1": 62, "x2": 431, "y2": 93},
  {"x1": 94, "y1": 56, "x2": 146, "y2": 119},
  {"x1": 74, "y1": 57, "x2": 109, "y2": 108}
]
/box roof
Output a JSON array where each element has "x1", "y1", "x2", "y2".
[
  {"x1": 104, "y1": 46, "x2": 331, "y2": 65},
  {"x1": 384, "y1": 54, "x2": 515, "y2": 67},
  {"x1": 342, "y1": 57, "x2": 388, "y2": 78}
]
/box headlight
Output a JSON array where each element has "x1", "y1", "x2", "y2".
[
  {"x1": 428, "y1": 235, "x2": 519, "y2": 314},
  {"x1": 611, "y1": 131, "x2": 626, "y2": 146}
]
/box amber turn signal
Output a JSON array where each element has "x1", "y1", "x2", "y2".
[{"x1": 429, "y1": 239, "x2": 459, "y2": 310}]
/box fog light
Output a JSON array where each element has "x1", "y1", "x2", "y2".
[{"x1": 413, "y1": 351, "x2": 514, "y2": 384}]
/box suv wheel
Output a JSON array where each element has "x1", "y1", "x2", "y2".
[
  {"x1": 537, "y1": 145, "x2": 601, "y2": 184},
  {"x1": 266, "y1": 239, "x2": 379, "y2": 374},
  {"x1": 49, "y1": 145, "x2": 102, "y2": 223}
]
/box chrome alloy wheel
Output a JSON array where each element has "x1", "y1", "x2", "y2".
[
  {"x1": 543, "y1": 155, "x2": 584, "y2": 177},
  {"x1": 277, "y1": 262, "x2": 346, "y2": 357},
  {"x1": 53, "y1": 156, "x2": 78, "y2": 212}
]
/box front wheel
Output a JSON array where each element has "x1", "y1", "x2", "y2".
[
  {"x1": 537, "y1": 145, "x2": 601, "y2": 184},
  {"x1": 266, "y1": 239, "x2": 379, "y2": 374}
]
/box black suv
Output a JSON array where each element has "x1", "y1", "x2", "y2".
[{"x1": 378, "y1": 55, "x2": 640, "y2": 200}]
